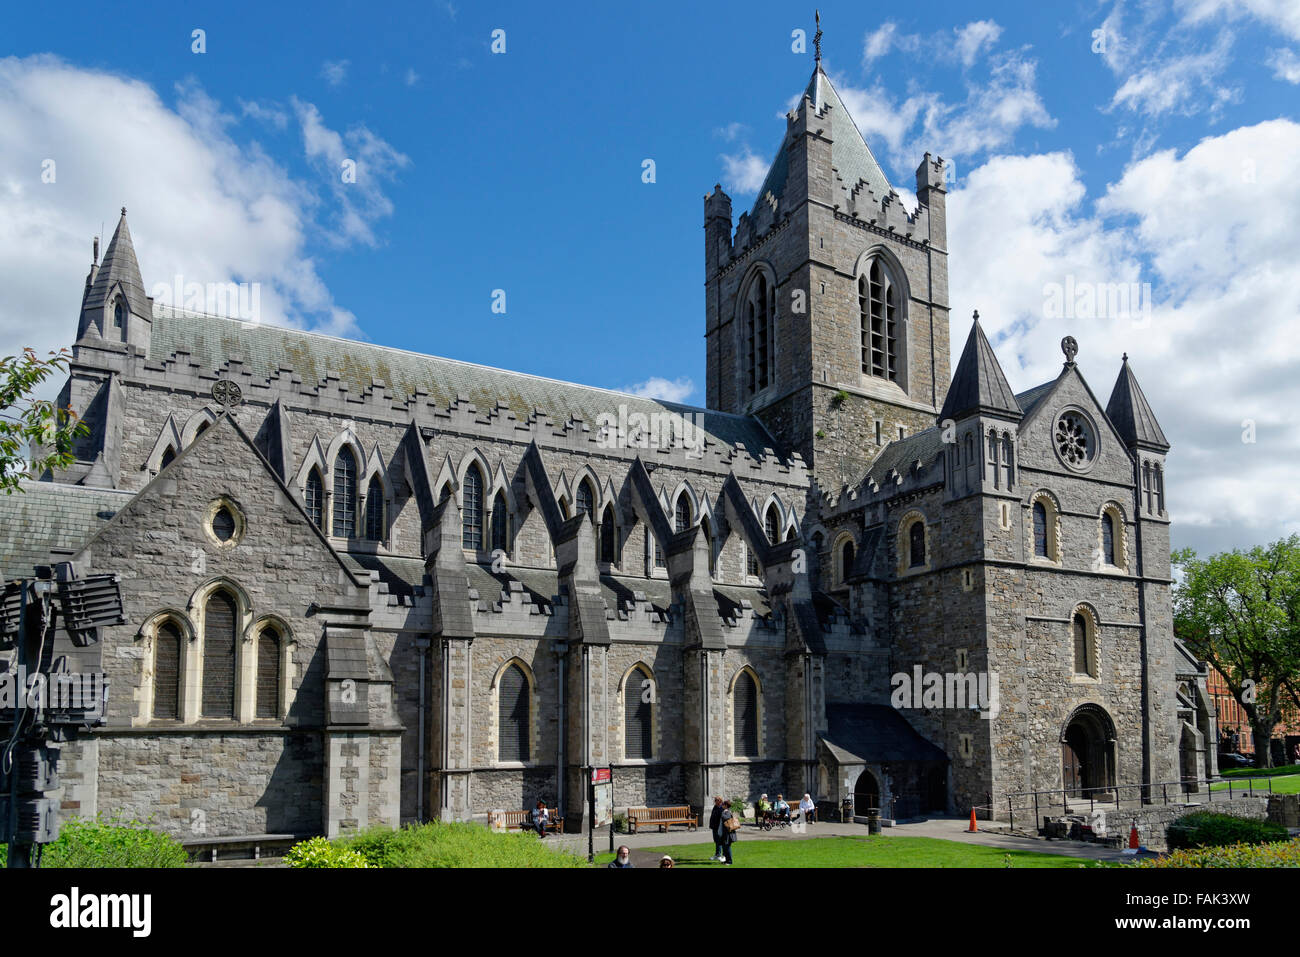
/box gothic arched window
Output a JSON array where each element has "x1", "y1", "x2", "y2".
[
  {"x1": 332, "y1": 448, "x2": 357, "y2": 538},
  {"x1": 364, "y1": 476, "x2": 385, "y2": 542},
  {"x1": 202, "y1": 590, "x2": 237, "y2": 720},
  {"x1": 1033, "y1": 501, "x2": 1049, "y2": 558},
  {"x1": 909, "y1": 520, "x2": 926, "y2": 568},
  {"x1": 576, "y1": 480, "x2": 595, "y2": 522},
  {"x1": 859, "y1": 258, "x2": 899, "y2": 382},
  {"x1": 463, "y1": 465, "x2": 484, "y2": 550},
  {"x1": 733, "y1": 670, "x2": 760, "y2": 758},
  {"x1": 491, "y1": 491, "x2": 509, "y2": 553},
  {"x1": 153, "y1": 620, "x2": 182, "y2": 721},
  {"x1": 675, "y1": 495, "x2": 692, "y2": 533},
  {"x1": 744, "y1": 271, "x2": 776, "y2": 397},
  {"x1": 624, "y1": 666, "x2": 654, "y2": 760},
  {"x1": 599, "y1": 506, "x2": 616, "y2": 564},
  {"x1": 160, "y1": 446, "x2": 176, "y2": 470},
  {"x1": 305, "y1": 468, "x2": 324, "y2": 530},
  {"x1": 256, "y1": 626, "x2": 281, "y2": 720},
  {"x1": 764, "y1": 505, "x2": 780, "y2": 545},
  {"x1": 498, "y1": 664, "x2": 530, "y2": 762},
  {"x1": 114, "y1": 300, "x2": 125, "y2": 328}
]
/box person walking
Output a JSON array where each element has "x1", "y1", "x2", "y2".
[{"x1": 709, "y1": 795, "x2": 736, "y2": 865}]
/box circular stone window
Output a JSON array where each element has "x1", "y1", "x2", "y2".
[
  {"x1": 203, "y1": 498, "x2": 246, "y2": 548},
  {"x1": 1054, "y1": 410, "x2": 1097, "y2": 472}
]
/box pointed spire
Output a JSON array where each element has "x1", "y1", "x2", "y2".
[
  {"x1": 85, "y1": 207, "x2": 149, "y2": 320},
  {"x1": 1105, "y1": 356, "x2": 1169, "y2": 451},
  {"x1": 814, "y1": 10, "x2": 823, "y2": 66},
  {"x1": 938, "y1": 311, "x2": 1021, "y2": 422}
]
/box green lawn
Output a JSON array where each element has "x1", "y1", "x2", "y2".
[
  {"x1": 1209, "y1": 772, "x2": 1300, "y2": 794},
  {"x1": 1220, "y1": 763, "x2": 1300, "y2": 779},
  {"x1": 594, "y1": 835, "x2": 1099, "y2": 868}
]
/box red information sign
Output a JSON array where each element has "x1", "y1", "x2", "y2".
[{"x1": 590, "y1": 768, "x2": 611, "y2": 784}]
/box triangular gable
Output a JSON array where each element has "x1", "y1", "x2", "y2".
[{"x1": 1017, "y1": 364, "x2": 1135, "y2": 483}]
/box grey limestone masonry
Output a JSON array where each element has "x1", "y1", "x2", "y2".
[{"x1": 0, "y1": 62, "x2": 1217, "y2": 845}]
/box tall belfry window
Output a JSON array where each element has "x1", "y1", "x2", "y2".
[
  {"x1": 859, "y1": 258, "x2": 899, "y2": 382},
  {"x1": 743, "y1": 271, "x2": 776, "y2": 397}
]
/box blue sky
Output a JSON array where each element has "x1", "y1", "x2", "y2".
[{"x1": 2, "y1": 0, "x2": 1299, "y2": 554}]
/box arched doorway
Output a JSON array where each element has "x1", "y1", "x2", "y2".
[
  {"x1": 1060, "y1": 704, "x2": 1117, "y2": 799},
  {"x1": 854, "y1": 769, "x2": 880, "y2": 815}
]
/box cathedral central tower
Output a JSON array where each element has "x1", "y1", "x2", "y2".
[{"x1": 704, "y1": 62, "x2": 951, "y2": 493}]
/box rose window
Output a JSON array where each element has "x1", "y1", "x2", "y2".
[{"x1": 1055, "y1": 413, "x2": 1092, "y2": 468}]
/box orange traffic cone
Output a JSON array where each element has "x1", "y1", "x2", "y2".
[
  {"x1": 1123, "y1": 820, "x2": 1140, "y2": 855},
  {"x1": 967, "y1": 808, "x2": 978, "y2": 832}
]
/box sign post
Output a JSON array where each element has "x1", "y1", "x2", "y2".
[{"x1": 588, "y1": 767, "x2": 611, "y2": 863}]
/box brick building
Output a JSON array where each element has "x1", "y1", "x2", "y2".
[{"x1": 0, "y1": 59, "x2": 1212, "y2": 840}]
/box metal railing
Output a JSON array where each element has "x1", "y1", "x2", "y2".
[{"x1": 1003, "y1": 776, "x2": 1277, "y2": 833}]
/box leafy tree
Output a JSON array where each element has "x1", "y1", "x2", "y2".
[
  {"x1": 1173, "y1": 537, "x2": 1300, "y2": 768},
  {"x1": 0, "y1": 348, "x2": 86, "y2": 493}
]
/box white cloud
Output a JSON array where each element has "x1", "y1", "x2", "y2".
[
  {"x1": 1109, "y1": 30, "x2": 1239, "y2": 119},
  {"x1": 719, "y1": 150, "x2": 769, "y2": 195},
  {"x1": 622, "y1": 376, "x2": 696, "y2": 404},
  {"x1": 239, "y1": 99, "x2": 288, "y2": 129},
  {"x1": 0, "y1": 54, "x2": 415, "y2": 399},
  {"x1": 948, "y1": 120, "x2": 1300, "y2": 553},
  {"x1": 320, "y1": 59, "x2": 349, "y2": 87},
  {"x1": 291, "y1": 98, "x2": 410, "y2": 247},
  {"x1": 954, "y1": 20, "x2": 1003, "y2": 67},
  {"x1": 405, "y1": 68, "x2": 419, "y2": 87},
  {"x1": 1177, "y1": 0, "x2": 1300, "y2": 41},
  {"x1": 1267, "y1": 47, "x2": 1300, "y2": 82},
  {"x1": 862, "y1": 22, "x2": 901, "y2": 65}
]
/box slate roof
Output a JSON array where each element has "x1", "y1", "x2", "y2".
[
  {"x1": 1105, "y1": 358, "x2": 1169, "y2": 450},
  {"x1": 1014, "y1": 380, "x2": 1056, "y2": 418},
  {"x1": 150, "y1": 308, "x2": 783, "y2": 457},
  {"x1": 752, "y1": 66, "x2": 894, "y2": 216},
  {"x1": 820, "y1": 703, "x2": 948, "y2": 765},
  {"x1": 864, "y1": 426, "x2": 946, "y2": 487},
  {"x1": 938, "y1": 319, "x2": 1021, "y2": 422},
  {"x1": 0, "y1": 482, "x2": 134, "y2": 579}
]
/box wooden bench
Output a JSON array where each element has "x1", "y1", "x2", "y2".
[
  {"x1": 627, "y1": 805, "x2": 698, "y2": 834},
  {"x1": 500, "y1": 809, "x2": 564, "y2": 834}
]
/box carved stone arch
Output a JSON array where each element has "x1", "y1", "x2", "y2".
[
  {"x1": 832, "y1": 530, "x2": 858, "y2": 587},
  {"x1": 143, "y1": 414, "x2": 184, "y2": 474},
  {"x1": 732, "y1": 260, "x2": 779, "y2": 327},
  {"x1": 1069, "y1": 601, "x2": 1102, "y2": 678},
  {"x1": 733, "y1": 260, "x2": 780, "y2": 402},
  {"x1": 619, "y1": 660, "x2": 658, "y2": 761},
  {"x1": 728, "y1": 665, "x2": 764, "y2": 759},
  {"x1": 670, "y1": 479, "x2": 702, "y2": 528},
  {"x1": 185, "y1": 577, "x2": 254, "y2": 725},
  {"x1": 1028, "y1": 488, "x2": 1064, "y2": 564},
  {"x1": 760, "y1": 493, "x2": 788, "y2": 543},
  {"x1": 1098, "y1": 500, "x2": 1129, "y2": 571},
  {"x1": 136, "y1": 609, "x2": 196, "y2": 726},
  {"x1": 324, "y1": 428, "x2": 366, "y2": 475},
  {"x1": 896, "y1": 508, "x2": 930, "y2": 575},
  {"x1": 181, "y1": 405, "x2": 220, "y2": 447},
  {"x1": 852, "y1": 244, "x2": 912, "y2": 392},
  {"x1": 293, "y1": 435, "x2": 329, "y2": 492},
  {"x1": 570, "y1": 464, "x2": 602, "y2": 521},
  {"x1": 245, "y1": 613, "x2": 297, "y2": 722},
  {"x1": 490, "y1": 656, "x2": 538, "y2": 766},
  {"x1": 429, "y1": 452, "x2": 458, "y2": 500}
]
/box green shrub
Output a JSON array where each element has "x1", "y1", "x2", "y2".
[
  {"x1": 333, "y1": 820, "x2": 587, "y2": 868},
  {"x1": 284, "y1": 836, "x2": 371, "y2": 868},
  {"x1": 1166, "y1": 812, "x2": 1289, "y2": 849},
  {"x1": 729, "y1": 797, "x2": 746, "y2": 819},
  {"x1": 1138, "y1": 838, "x2": 1300, "y2": 868},
  {"x1": 2, "y1": 815, "x2": 188, "y2": 868},
  {"x1": 612, "y1": 812, "x2": 628, "y2": 834}
]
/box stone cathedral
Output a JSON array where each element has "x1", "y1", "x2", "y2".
[{"x1": 1, "y1": 60, "x2": 1218, "y2": 841}]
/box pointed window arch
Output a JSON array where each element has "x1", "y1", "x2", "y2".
[
  {"x1": 153, "y1": 620, "x2": 182, "y2": 721},
  {"x1": 332, "y1": 447, "x2": 357, "y2": 538},
  {"x1": 160, "y1": 446, "x2": 176, "y2": 470},
  {"x1": 675, "y1": 494, "x2": 693, "y2": 533},
  {"x1": 201, "y1": 590, "x2": 237, "y2": 719},
  {"x1": 733, "y1": 670, "x2": 760, "y2": 758},
  {"x1": 859, "y1": 257, "x2": 899, "y2": 382},
  {"x1": 576, "y1": 480, "x2": 595, "y2": 522},
  {"x1": 599, "y1": 506, "x2": 616, "y2": 564},
  {"x1": 463, "y1": 464, "x2": 484, "y2": 550},
  {"x1": 364, "y1": 475, "x2": 385, "y2": 541},
  {"x1": 623, "y1": 665, "x2": 655, "y2": 760},
  {"x1": 498, "y1": 663, "x2": 530, "y2": 762},
  {"x1": 742, "y1": 269, "x2": 777, "y2": 397},
  {"x1": 764, "y1": 504, "x2": 780, "y2": 544},
  {"x1": 491, "y1": 490, "x2": 509, "y2": 553},
  {"x1": 113, "y1": 300, "x2": 125, "y2": 328},
  {"x1": 305, "y1": 468, "x2": 324, "y2": 530},
  {"x1": 256, "y1": 625, "x2": 281, "y2": 720}
]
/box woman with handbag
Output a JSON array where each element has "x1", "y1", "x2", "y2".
[{"x1": 709, "y1": 795, "x2": 738, "y2": 865}]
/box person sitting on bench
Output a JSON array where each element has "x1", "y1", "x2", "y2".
[
  {"x1": 772, "y1": 794, "x2": 791, "y2": 824},
  {"x1": 531, "y1": 800, "x2": 550, "y2": 838},
  {"x1": 756, "y1": 794, "x2": 773, "y2": 828},
  {"x1": 799, "y1": 793, "x2": 817, "y2": 824}
]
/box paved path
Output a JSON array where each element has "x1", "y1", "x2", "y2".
[{"x1": 552, "y1": 815, "x2": 1142, "y2": 866}]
